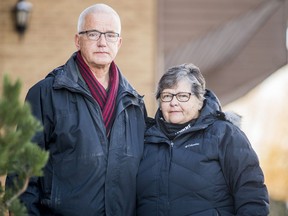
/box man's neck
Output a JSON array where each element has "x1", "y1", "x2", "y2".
[{"x1": 91, "y1": 66, "x2": 110, "y2": 89}]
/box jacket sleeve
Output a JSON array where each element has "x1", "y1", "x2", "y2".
[
  {"x1": 5, "y1": 175, "x2": 41, "y2": 216},
  {"x1": 219, "y1": 124, "x2": 269, "y2": 216},
  {"x1": 19, "y1": 81, "x2": 53, "y2": 215}
]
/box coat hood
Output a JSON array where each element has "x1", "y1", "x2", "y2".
[{"x1": 201, "y1": 89, "x2": 242, "y2": 128}]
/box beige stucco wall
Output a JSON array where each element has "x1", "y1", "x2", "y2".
[{"x1": 0, "y1": 0, "x2": 157, "y2": 116}]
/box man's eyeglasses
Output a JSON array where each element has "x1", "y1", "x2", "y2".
[
  {"x1": 78, "y1": 29, "x2": 120, "y2": 42},
  {"x1": 160, "y1": 92, "x2": 192, "y2": 102}
]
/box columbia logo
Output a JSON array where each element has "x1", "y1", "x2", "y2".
[{"x1": 185, "y1": 143, "x2": 200, "y2": 148}]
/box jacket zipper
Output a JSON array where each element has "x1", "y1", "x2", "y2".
[{"x1": 167, "y1": 141, "x2": 174, "y2": 212}]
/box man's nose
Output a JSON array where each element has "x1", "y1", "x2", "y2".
[{"x1": 97, "y1": 34, "x2": 107, "y2": 45}]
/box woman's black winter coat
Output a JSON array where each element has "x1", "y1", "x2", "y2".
[{"x1": 136, "y1": 90, "x2": 269, "y2": 216}]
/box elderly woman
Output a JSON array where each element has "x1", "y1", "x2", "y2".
[{"x1": 136, "y1": 63, "x2": 269, "y2": 216}]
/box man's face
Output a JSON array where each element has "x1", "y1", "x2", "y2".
[{"x1": 75, "y1": 12, "x2": 122, "y2": 69}]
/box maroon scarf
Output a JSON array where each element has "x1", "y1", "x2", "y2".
[{"x1": 76, "y1": 51, "x2": 119, "y2": 136}]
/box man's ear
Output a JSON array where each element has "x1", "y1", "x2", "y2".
[
  {"x1": 75, "y1": 34, "x2": 80, "y2": 50},
  {"x1": 117, "y1": 37, "x2": 122, "y2": 49}
]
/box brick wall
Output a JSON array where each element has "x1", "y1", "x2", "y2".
[{"x1": 0, "y1": 0, "x2": 157, "y2": 115}]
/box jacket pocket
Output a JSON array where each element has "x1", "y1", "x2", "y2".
[{"x1": 48, "y1": 155, "x2": 106, "y2": 214}]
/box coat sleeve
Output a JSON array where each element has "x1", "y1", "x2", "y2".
[
  {"x1": 219, "y1": 124, "x2": 269, "y2": 216},
  {"x1": 18, "y1": 81, "x2": 53, "y2": 215}
]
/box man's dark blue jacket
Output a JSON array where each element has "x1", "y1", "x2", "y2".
[{"x1": 7, "y1": 52, "x2": 146, "y2": 216}]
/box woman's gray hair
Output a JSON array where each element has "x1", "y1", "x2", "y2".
[
  {"x1": 77, "y1": 4, "x2": 121, "y2": 33},
  {"x1": 156, "y1": 63, "x2": 206, "y2": 101}
]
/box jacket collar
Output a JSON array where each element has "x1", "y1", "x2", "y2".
[{"x1": 48, "y1": 52, "x2": 140, "y2": 98}]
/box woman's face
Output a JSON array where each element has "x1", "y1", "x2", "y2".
[{"x1": 160, "y1": 79, "x2": 203, "y2": 124}]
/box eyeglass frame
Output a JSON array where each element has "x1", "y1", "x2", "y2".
[
  {"x1": 78, "y1": 29, "x2": 120, "y2": 42},
  {"x1": 159, "y1": 92, "x2": 193, "y2": 102}
]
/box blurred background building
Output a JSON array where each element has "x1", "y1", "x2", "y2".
[{"x1": 1, "y1": 0, "x2": 288, "y2": 215}]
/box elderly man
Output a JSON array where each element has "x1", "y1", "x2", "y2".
[{"x1": 7, "y1": 4, "x2": 146, "y2": 216}]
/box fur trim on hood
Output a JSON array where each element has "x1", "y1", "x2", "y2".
[{"x1": 216, "y1": 111, "x2": 242, "y2": 128}]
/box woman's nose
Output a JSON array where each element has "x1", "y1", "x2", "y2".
[{"x1": 170, "y1": 96, "x2": 179, "y2": 106}]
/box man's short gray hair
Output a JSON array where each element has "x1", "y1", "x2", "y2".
[{"x1": 77, "y1": 4, "x2": 121, "y2": 34}]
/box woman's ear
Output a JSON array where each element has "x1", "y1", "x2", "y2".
[{"x1": 198, "y1": 100, "x2": 204, "y2": 111}]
